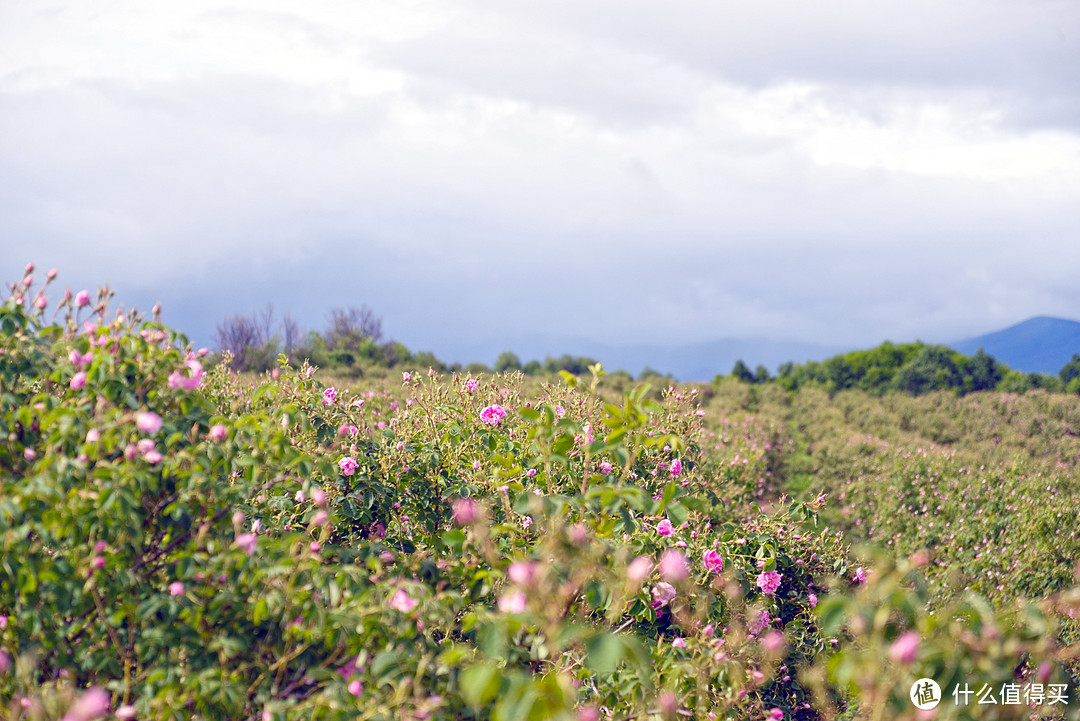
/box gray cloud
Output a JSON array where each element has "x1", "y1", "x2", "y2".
[{"x1": 2, "y1": 0, "x2": 1079, "y2": 366}]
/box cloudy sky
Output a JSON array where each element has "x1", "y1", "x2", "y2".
[{"x1": 2, "y1": 0, "x2": 1079, "y2": 365}]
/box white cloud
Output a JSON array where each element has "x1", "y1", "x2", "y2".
[{"x1": 1, "y1": 0, "x2": 1078, "y2": 353}]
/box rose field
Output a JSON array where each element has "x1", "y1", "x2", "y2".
[{"x1": 3, "y1": 272, "x2": 1080, "y2": 721}]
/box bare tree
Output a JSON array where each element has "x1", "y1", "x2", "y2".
[
  {"x1": 324, "y1": 305, "x2": 384, "y2": 350},
  {"x1": 281, "y1": 312, "x2": 301, "y2": 352},
  {"x1": 255, "y1": 303, "x2": 275, "y2": 346},
  {"x1": 215, "y1": 315, "x2": 264, "y2": 366}
]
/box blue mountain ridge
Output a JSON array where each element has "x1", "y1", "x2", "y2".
[{"x1": 950, "y1": 316, "x2": 1080, "y2": 375}]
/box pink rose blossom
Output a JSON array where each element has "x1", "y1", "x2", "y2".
[
  {"x1": 321, "y1": 387, "x2": 337, "y2": 405},
  {"x1": 702, "y1": 549, "x2": 724, "y2": 573},
  {"x1": 853, "y1": 567, "x2": 867, "y2": 584},
  {"x1": 144, "y1": 450, "x2": 162, "y2": 464},
  {"x1": 23, "y1": 448, "x2": 36, "y2": 461},
  {"x1": 757, "y1": 570, "x2": 782, "y2": 595},
  {"x1": 651, "y1": 582, "x2": 677, "y2": 607},
  {"x1": 672, "y1": 637, "x2": 686, "y2": 649},
  {"x1": 169, "y1": 582, "x2": 185, "y2": 596},
  {"x1": 479, "y1": 404, "x2": 508, "y2": 426},
  {"x1": 627, "y1": 556, "x2": 654, "y2": 582},
  {"x1": 348, "y1": 678, "x2": 363, "y2": 697},
  {"x1": 75, "y1": 290, "x2": 90, "y2": 307},
  {"x1": 61, "y1": 686, "x2": 110, "y2": 721},
  {"x1": 808, "y1": 593, "x2": 818, "y2": 608},
  {"x1": 314, "y1": 488, "x2": 327, "y2": 507},
  {"x1": 452, "y1": 498, "x2": 481, "y2": 525},
  {"x1": 464, "y1": 378, "x2": 479, "y2": 393},
  {"x1": 135, "y1": 411, "x2": 163, "y2": 435},
  {"x1": 338, "y1": 456, "x2": 358, "y2": 476},
  {"x1": 235, "y1": 533, "x2": 257, "y2": 555},
  {"x1": 209, "y1": 424, "x2": 227, "y2": 442},
  {"x1": 658, "y1": 550, "x2": 689, "y2": 581},
  {"x1": 70, "y1": 371, "x2": 87, "y2": 390},
  {"x1": 402, "y1": 371, "x2": 411, "y2": 382},
  {"x1": 761, "y1": 630, "x2": 786, "y2": 653},
  {"x1": 889, "y1": 631, "x2": 920, "y2": 664},
  {"x1": 655, "y1": 519, "x2": 674, "y2": 537},
  {"x1": 91, "y1": 556, "x2": 105, "y2": 569},
  {"x1": 578, "y1": 706, "x2": 600, "y2": 721},
  {"x1": 767, "y1": 709, "x2": 783, "y2": 721},
  {"x1": 389, "y1": 589, "x2": 418, "y2": 613},
  {"x1": 669, "y1": 458, "x2": 683, "y2": 476},
  {"x1": 508, "y1": 561, "x2": 539, "y2": 586},
  {"x1": 498, "y1": 589, "x2": 528, "y2": 613},
  {"x1": 312, "y1": 510, "x2": 329, "y2": 527},
  {"x1": 749, "y1": 609, "x2": 771, "y2": 636}
]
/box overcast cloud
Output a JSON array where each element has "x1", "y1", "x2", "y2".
[{"x1": 2, "y1": 1, "x2": 1078, "y2": 365}]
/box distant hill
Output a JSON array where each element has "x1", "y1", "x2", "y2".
[{"x1": 951, "y1": 316, "x2": 1080, "y2": 374}]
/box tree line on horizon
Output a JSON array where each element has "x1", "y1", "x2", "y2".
[
  {"x1": 213, "y1": 305, "x2": 1080, "y2": 395},
  {"x1": 212, "y1": 305, "x2": 632, "y2": 380}
]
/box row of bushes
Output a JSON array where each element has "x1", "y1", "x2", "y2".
[{"x1": 726, "y1": 342, "x2": 1080, "y2": 396}]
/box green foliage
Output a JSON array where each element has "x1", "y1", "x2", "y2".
[
  {"x1": 731, "y1": 359, "x2": 755, "y2": 384},
  {"x1": 494, "y1": 351, "x2": 523, "y2": 373},
  {"x1": 773, "y1": 341, "x2": 1063, "y2": 398}
]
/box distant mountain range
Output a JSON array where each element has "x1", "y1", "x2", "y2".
[
  {"x1": 442, "y1": 316, "x2": 1080, "y2": 382},
  {"x1": 951, "y1": 316, "x2": 1080, "y2": 375}
]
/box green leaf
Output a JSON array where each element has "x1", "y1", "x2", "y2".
[
  {"x1": 585, "y1": 632, "x2": 625, "y2": 675},
  {"x1": 667, "y1": 502, "x2": 688, "y2": 526},
  {"x1": 460, "y1": 664, "x2": 502, "y2": 707},
  {"x1": 442, "y1": 528, "x2": 466, "y2": 553},
  {"x1": 816, "y1": 597, "x2": 847, "y2": 636}
]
